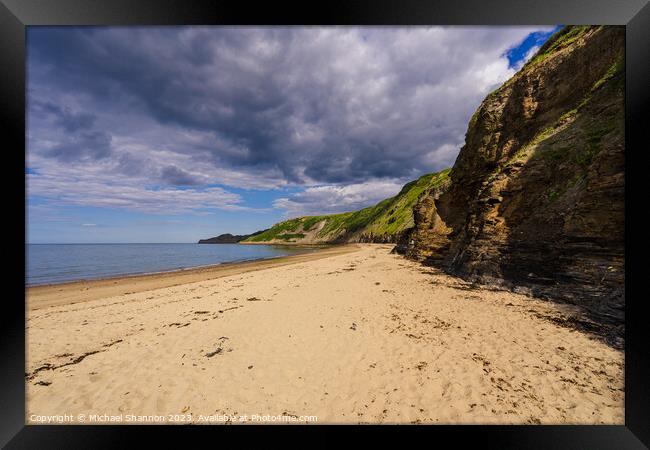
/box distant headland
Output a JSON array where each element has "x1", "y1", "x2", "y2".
[{"x1": 197, "y1": 230, "x2": 267, "y2": 244}]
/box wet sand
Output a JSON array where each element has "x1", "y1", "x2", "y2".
[{"x1": 26, "y1": 244, "x2": 623, "y2": 424}]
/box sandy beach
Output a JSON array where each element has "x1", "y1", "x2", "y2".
[{"x1": 26, "y1": 244, "x2": 623, "y2": 425}]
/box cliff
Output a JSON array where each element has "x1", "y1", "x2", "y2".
[
  {"x1": 242, "y1": 169, "x2": 450, "y2": 245},
  {"x1": 397, "y1": 26, "x2": 625, "y2": 327}
]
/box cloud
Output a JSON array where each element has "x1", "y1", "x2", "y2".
[
  {"x1": 33, "y1": 100, "x2": 97, "y2": 132},
  {"x1": 26, "y1": 167, "x2": 246, "y2": 215},
  {"x1": 27, "y1": 26, "x2": 556, "y2": 215},
  {"x1": 29, "y1": 99, "x2": 113, "y2": 162},
  {"x1": 160, "y1": 165, "x2": 202, "y2": 186},
  {"x1": 273, "y1": 179, "x2": 406, "y2": 217},
  {"x1": 46, "y1": 130, "x2": 113, "y2": 162}
]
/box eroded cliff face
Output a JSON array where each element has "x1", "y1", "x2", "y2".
[
  {"x1": 399, "y1": 26, "x2": 625, "y2": 325},
  {"x1": 394, "y1": 177, "x2": 452, "y2": 262}
]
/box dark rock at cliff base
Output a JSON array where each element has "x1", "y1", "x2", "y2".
[
  {"x1": 397, "y1": 26, "x2": 625, "y2": 329},
  {"x1": 198, "y1": 230, "x2": 267, "y2": 244}
]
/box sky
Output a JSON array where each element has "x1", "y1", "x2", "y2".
[{"x1": 26, "y1": 25, "x2": 560, "y2": 243}]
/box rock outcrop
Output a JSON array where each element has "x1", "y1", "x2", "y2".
[{"x1": 397, "y1": 26, "x2": 625, "y2": 326}]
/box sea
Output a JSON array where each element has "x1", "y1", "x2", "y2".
[{"x1": 26, "y1": 243, "x2": 319, "y2": 286}]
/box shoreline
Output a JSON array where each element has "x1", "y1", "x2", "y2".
[
  {"x1": 26, "y1": 244, "x2": 360, "y2": 311},
  {"x1": 26, "y1": 245, "x2": 330, "y2": 288},
  {"x1": 27, "y1": 242, "x2": 337, "y2": 287}
]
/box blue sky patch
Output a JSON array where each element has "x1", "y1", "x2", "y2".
[{"x1": 505, "y1": 26, "x2": 562, "y2": 68}]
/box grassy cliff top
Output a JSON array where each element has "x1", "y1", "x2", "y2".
[{"x1": 244, "y1": 168, "x2": 451, "y2": 243}]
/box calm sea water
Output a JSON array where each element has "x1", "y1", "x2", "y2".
[{"x1": 26, "y1": 243, "x2": 319, "y2": 286}]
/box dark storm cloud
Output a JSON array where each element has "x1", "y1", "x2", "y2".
[
  {"x1": 33, "y1": 101, "x2": 97, "y2": 133},
  {"x1": 47, "y1": 130, "x2": 113, "y2": 162},
  {"x1": 27, "y1": 26, "x2": 554, "y2": 214},
  {"x1": 29, "y1": 98, "x2": 112, "y2": 162}
]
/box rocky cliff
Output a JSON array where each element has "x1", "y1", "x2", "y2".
[{"x1": 397, "y1": 26, "x2": 625, "y2": 327}]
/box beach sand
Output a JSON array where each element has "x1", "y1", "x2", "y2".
[{"x1": 26, "y1": 244, "x2": 623, "y2": 425}]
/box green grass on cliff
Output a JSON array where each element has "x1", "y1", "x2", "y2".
[
  {"x1": 244, "y1": 169, "x2": 451, "y2": 243},
  {"x1": 526, "y1": 26, "x2": 592, "y2": 68},
  {"x1": 274, "y1": 233, "x2": 306, "y2": 241}
]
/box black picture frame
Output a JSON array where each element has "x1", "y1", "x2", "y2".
[{"x1": 2, "y1": 0, "x2": 648, "y2": 447}]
